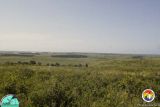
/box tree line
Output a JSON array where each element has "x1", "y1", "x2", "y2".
[{"x1": 3, "y1": 60, "x2": 88, "y2": 67}]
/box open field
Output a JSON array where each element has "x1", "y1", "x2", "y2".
[{"x1": 0, "y1": 52, "x2": 160, "y2": 107}]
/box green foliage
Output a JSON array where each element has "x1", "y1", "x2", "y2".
[
  {"x1": 19, "y1": 68, "x2": 35, "y2": 79},
  {"x1": 0, "y1": 54, "x2": 160, "y2": 107},
  {"x1": 30, "y1": 60, "x2": 36, "y2": 65}
]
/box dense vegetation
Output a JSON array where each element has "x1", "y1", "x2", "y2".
[{"x1": 0, "y1": 53, "x2": 160, "y2": 107}]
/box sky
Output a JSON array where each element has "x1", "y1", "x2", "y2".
[{"x1": 0, "y1": 0, "x2": 160, "y2": 54}]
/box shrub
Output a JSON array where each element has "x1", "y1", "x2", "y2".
[
  {"x1": 37, "y1": 62, "x2": 42, "y2": 66},
  {"x1": 30, "y1": 60, "x2": 36, "y2": 65},
  {"x1": 19, "y1": 68, "x2": 35, "y2": 79}
]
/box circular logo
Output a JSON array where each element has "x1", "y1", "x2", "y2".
[
  {"x1": 142, "y1": 89, "x2": 155, "y2": 102},
  {"x1": 1, "y1": 94, "x2": 19, "y2": 107}
]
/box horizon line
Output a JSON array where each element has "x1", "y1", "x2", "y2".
[{"x1": 0, "y1": 50, "x2": 160, "y2": 56}]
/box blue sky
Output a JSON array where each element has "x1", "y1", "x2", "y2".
[{"x1": 0, "y1": 0, "x2": 160, "y2": 54}]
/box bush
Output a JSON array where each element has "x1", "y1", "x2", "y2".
[
  {"x1": 30, "y1": 60, "x2": 36, "y2": 65},
  {"x1": 4, "y1": 82, "x2": 17, "y2": 94},
  {"x1": 19, "y1": 68, "x2": 35, "y2": 79},
  {"x1": 31, "y1": 83, "x2": 76, "y2": 107},
  {"x1": 37, "y1": 62, "x2": 42, "y2": 66}
]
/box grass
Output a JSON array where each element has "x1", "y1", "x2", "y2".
[{"x1": 0, "y1": 53, "x2": 160, "y2": 107}]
